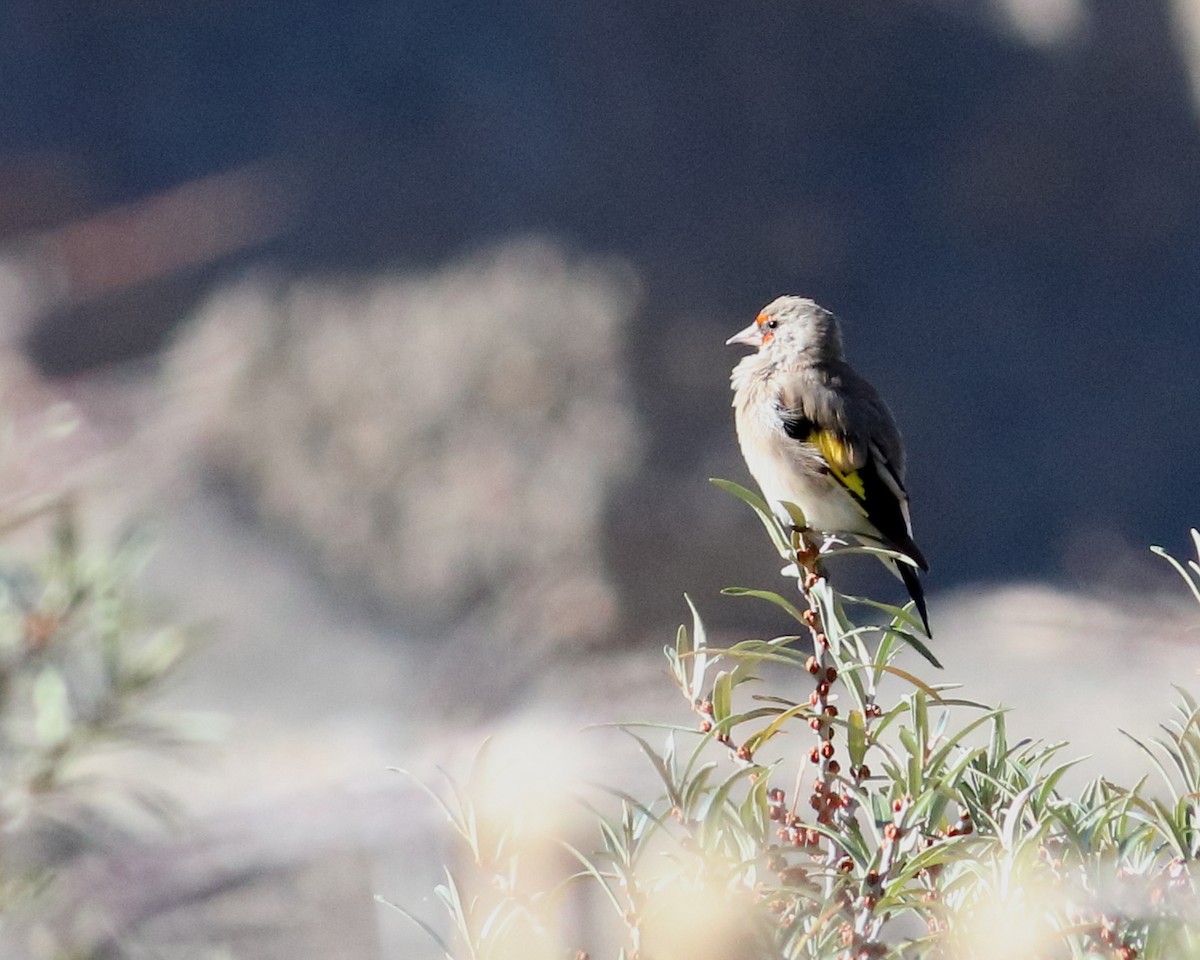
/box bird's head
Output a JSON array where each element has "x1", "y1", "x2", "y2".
[{"x1": 725, "y1": 296, "x2": 843, "y2": 360}]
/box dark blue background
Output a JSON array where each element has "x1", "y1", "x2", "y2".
[{"x1": 3, "y1": 0, "x2": 1197, "y2": 590}]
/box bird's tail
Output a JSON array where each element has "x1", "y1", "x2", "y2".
[
  {"x1": 896, "y1": 560, "x2": 931, "y2": 637},
  {"x1": 868, "y1": 540, "x2": 932, "y2": 636}
]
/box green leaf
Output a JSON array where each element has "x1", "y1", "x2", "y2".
[
  {"x1": 34, "y1": 667, "x2": 72, "y2": 748},
  {"x1": 1000, "y1": 784, "x2": 1039, "y2": 851},
  {"x1": 559, "y1": 841, "x2": 627, "y2": 918},
  {"x1": 839, "y1": 663, "x2": 945, "y2": 701},
  {"x1": 684, "y1": 594, "x2": 709, "y2": 704},
  {"x1": 699, "y1": 766, "x2": 757, "y2": 850},
  {"x1": 622, "y1": 729, "x2": 682, "y2": 810},
  {"x1": 1122, "y1": 729, "x2": 1181, "y2": 805},
  {"x1": 712, "y1": 671, "x2": 732, "y2": 724},
  {"x1": 778, "y1": 499, "x2": 809, "y2": 531},
  {"x1": 1152, "y1": 544, "x2": 1200, "y2": 604},
  {"x1": 739, "y1": 774, "x2": 771, "y2": 839},
  {"x1": 720, "y1": 587, "x2": 807, "y2": 623},
  {"x1": 841, "y1": 593, "x2": 928, "y2": 638},
  {"x1": 848, "y1": 709, "x2": 867, "y2": 768},
  {"x1": 888, "y1": 625, "x2": 943, "y2": 670},
  {"x1": 709, "y1": 478, "x2": 790, "y2": 556},
  {"x1": 374, "y1": 896, "x2": 456, "y2": 960},
  {"x1": 741, "y1": 703, "x2": 812, "y2": 755}
]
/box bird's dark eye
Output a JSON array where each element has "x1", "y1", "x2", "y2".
[{"x1": 765, "y1": 319, "x2": 779, "y2": 330}]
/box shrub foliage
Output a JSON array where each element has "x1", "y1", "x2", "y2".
[
  {"x1": 389, "y1": 485, "x2": 1200, "y2": 960},
  {"x1": 0, "y1": 502, "x2": 203, "y2": 959}
]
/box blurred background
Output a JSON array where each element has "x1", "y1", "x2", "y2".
[{"x1": 2, "y1": 0, "x2": 1200, "y2": 956}]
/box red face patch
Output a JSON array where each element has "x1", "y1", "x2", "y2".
[{"x1": 756, "y1": 313, "x2": 774, "y2": 345}]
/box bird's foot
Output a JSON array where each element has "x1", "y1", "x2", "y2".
[{"x1": 789, "y1": 528, "x2": 822, "y2": 572}]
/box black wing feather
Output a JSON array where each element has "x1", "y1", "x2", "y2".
[
  {"x1": 780, "y1": 411, "x2": 815, "y2": 441},
  {"x1": 855, "y1": 459, "x2": 928, "y2": 571}
]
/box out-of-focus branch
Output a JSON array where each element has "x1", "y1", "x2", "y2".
[{"x1": 0, "y1": 161, "x2": 294, "y2": 342}]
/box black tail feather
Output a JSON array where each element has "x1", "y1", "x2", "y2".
[{"x1": 898, "y1": 561, "x2": 932, "y2": 638}]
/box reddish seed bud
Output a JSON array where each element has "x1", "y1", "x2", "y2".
[
  {"x1": 700, "y1": 719, "x2": 712, "y2": 733},
  {"x1": 809, "y1": 717, "x2": 823, "y2": 731},
  {"x1": 805, "y1": 828, "x2": 821, "y2": 846},
  {"x1": 821, "y1": 740, "x2": 835, "y2": 758},
  {"x1": 777, "y1": 827, "x2": 790, "y2": 841},
  {"x1": 824, "y1": 666, "x2": 838, "y2": 683},
  {"x1": 857, "y1": 765, "x2": 871, "y2": 779},
  {"x1": 802, "y1": 609, "x2": 817, "y2": 626},
  {"x1": 699, "y1": 699, "x2": 714, "y2": 716},
  {"x1": 885, "y1": 824, "x2": 901, "y2": 841},
  {"x1": 809, "y1": 690, "x2": 821, "y2": 706},
  {"x1": 866, "y1": 871, "x2": 879, "y2": 886},
  {"x1": 805, "y1": 655, "x2": 820, "y2": 674},
  {"x1": 812, "y1": 779, "x2": 826, "y2": 794},
  {"x1": 737, "y1": 745, "x2": 752, "y2": 760},
  {"x1": 825, "y1": 704, "x2": 839, "y2": 717},
  {"x1": 827, "y1": 760, "x2": 841, "y2": 775},
  {"x1": 810, "y1": 795, "x2": 822, "y2": 811},
  {"x1": 892, "y1": 798, "x2": 905, "y2": 813},
  {"x1": 768, "y1": 787, "x2": 785, "y2": 803},
  {"x1": 809, "y1": 747, "x2": 821, "y2": 764},
  {"x1": 838, "y1": 857, "x2": 854, "y2": 872}
]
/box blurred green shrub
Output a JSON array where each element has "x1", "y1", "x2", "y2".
[
  {"x1": 0, "y1": 499, "x2": 207, "y2": 959},
  {"x1": 389, "y1": 488, "x2": 1200, "y2": 959}
]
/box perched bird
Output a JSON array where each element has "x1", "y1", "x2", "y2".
[{"x1": 727, "y1": 296, "x2": 930, "y2": 634}]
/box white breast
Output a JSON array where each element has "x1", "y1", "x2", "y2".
[{"x1": 732, "y1": 365, "x2": 873, "y2": 536}]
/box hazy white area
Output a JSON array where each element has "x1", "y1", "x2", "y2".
[
  {"x1": 1172, "y1": 0, "x2": 1200, "y2": 109},
  {"x1": 991, "y1": 0, "x2": 1086, "y2": 46}
]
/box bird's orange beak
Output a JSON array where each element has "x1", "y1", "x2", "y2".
[{"x1": 725, "y1": 321, "x2": 763, "y2": 347}]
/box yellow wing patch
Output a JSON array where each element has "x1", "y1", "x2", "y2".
[{"x1": 808, "y1": 429, "x2": 867, "y2": 499}]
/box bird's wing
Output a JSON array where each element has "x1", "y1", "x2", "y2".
[{"x1": 779, "y1": 394, "x2": 927, "y2": 572}]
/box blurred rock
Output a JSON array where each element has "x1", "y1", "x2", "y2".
[{"x1": 160, "y1": 239, "x2": 642, "y2": 689}]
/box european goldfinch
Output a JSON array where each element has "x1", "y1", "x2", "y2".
[{"x1": 727, "y1": 296, "x2": 930, "y2": 634}]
